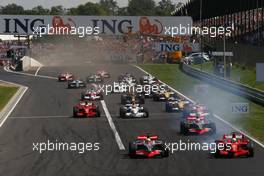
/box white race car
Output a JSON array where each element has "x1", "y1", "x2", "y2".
[
  {"x1": 140, "y1": 75, "x2": 158, "y2": 85},
  {"x1": 81, "y1": 88, "x2": 103, "y2": 100},
  {"x1": 119, "y1": 103, "x2": 149, "y2": 118}
]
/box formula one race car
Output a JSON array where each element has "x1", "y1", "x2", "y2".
[
  {"x1": 153, "y1": 90, "x2": 177, "y2": 101},
  {"x1": 180, "y1": 111, "x2": 216, "y2": 135},
  {"x1": 81, "y1": 88, "x2": 103, "y2": 101},
  {"x1": 119, "y1": 103, "x2": 148, "y2": 118},
  {"x1": 139, "y1": 75, "x2": 158, "y2": 85},
  {"x1": 129, "y1": 135, "x2": 169, "y2": 158},
  {"x1": 165, "y1": 98, "x2": 190, "y2": 112},
  {"x1": 86, "y1": 74, "x2": 103, "y2": 83},
  {"x1": 73, "y1": 102, "x2": 101, "y2": 118},
  {"x1": 97, "y1": 70, "x2": 110, "y2": 78},
  {"x1": 68, "y1": 79, "x2": 86, "y2": 89},
  {"x1": 121, "y1": 93, "x2": 145, "y2": 105},
  {"x1": 118, "y1": 73, "x2": 137, "y2": 85},
  {"x1": 182, "y1": 103, "x2": 209, "y2": 118},
  {"x1": 214, "y1": 132, "x2": 254, "y2": 158},
  {"x1": 58, "y1": 73, "x2": 74, "y2": 82}
]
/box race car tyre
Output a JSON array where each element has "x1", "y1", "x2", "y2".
[
  {"x1": 153, "y1": 96, "x2": 159, "y2": 101},
  {"x1": 165, "y1": 104, "x2": 171, "y2": 112},
  {"x1": 96, "y1": 108, "x2": 101, "y2": 117},
  {"x1": 119, "y1": 107, "x2": 126, "y2": 118},
  {"x1": 214, "y1": 140, "x2": 225, "y2": 158},
  {"x1": 100, "y1": 94, "x2": 104, "y2": 100},
  {"x1": 162, "y1": 150, "x2": 169, "y2": 158},
  {"x1": 73, "y1": 108, "x2": 78, "y2": 118},
  {"x1": 161, "y1": 145, "x2": 169, "y2": 158},
  {"x1": 121, "y1": 95, "x2": 127, "y2": 105},
  {"x1": 206, "y1": 123, "x2": 216, "y2": 135},
  {"x1": 247, "y1": 143, "x2": 254, "y2": 157},
  {"x1": 180, "y1": 122, "x2": 188, "y2": 135},
  {"x1": 213, "y1": 148, "x2": 221, "y2": 158},
  {"x1": 140, "y1": 97, "x2": 145, "y2": 104},
  {"x1": 227, "y1": 152, "x2": 234, "y2": 158},
  {"x1": 129, "y1": 142, "x2": 137, "y2": 158},
  {"x1": 139, "y1": 78, "x2": 147, "y2": 85},
  {"x1": 143, "y1": 108, "x2": 149, "y2": 118}
]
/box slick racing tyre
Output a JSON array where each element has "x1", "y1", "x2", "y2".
[
  {"x1": 119, "y1": 107, "x2": 126, "y2": 118},
  {"x1": 180, "y1": 122, "x2": 188, "y2": 135},
  {"x1": 247, "y1": 143, "x2": 254, "y2": 157},
  {"x1": 161, "y1": 145, "x2": 169, "y2": 158},
  {"x1": 204, "y1": 123, "x2": 216, "y2": 135},
  {"x1": 142, "y1": 108, "x2": 149, "y2": 118},
  {"x1": 96, "y1": 108, "x2": 101, "y2": 117},
  {"x1": 73, "y1": 108, "x2": 78, "y2": 118},
  {"x1": 129, "y1": 142, "x2": 137, "y2": 158}
]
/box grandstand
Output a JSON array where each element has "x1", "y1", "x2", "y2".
[{"x1": 174, "y1": 0, "x2": 264, "y2": 66}]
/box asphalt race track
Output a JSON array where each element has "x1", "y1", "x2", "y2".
[{"x1": 0, "y1": 60, "x2": 264, "y2": 176}]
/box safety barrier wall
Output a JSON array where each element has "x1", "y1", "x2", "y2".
[{"x1": 181, "y1": 63, "x2": 264, "y2": 105}]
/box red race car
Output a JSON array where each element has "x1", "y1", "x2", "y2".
[
  {"x1": 58, "y1": 73, "x2": 74, "y2": 82},
  {"x1": 97, "y1": 70, "x2": 110, "y2": 78},
  {"x1": 214, "y1": 132, "x2": 254, "y2": 158},
  {"x1": 129, "y1": 135, "x2": 169, "y2": 158},
  {"x1": 180, "y1": 112, "x2": 216, "y2": 135},
  {"x1": 73, "y1": 102, "x2": 101, "y2": 118}
]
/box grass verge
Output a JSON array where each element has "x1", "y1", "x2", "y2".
[
  {"x1": 138, "y1": 64, "x2": 264, "y2": 142},
  {"x1": 192, "y1": 62, "x2": 264, "y2": 91},
  {"x1": 0, "y1": 85, "x2": 18, "y2": 111}
]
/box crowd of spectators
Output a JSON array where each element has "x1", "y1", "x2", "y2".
[{"x1": 241, "y1": 29, "x2": 264, "y2": 46}]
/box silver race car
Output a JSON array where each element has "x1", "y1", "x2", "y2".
[{"x1": 119, "y1": 103, "x2": 149, "y2": 118}]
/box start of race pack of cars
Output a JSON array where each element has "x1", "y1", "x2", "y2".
[{"x1": 57, "y1": 71, "x2": 254, "y2": 159}]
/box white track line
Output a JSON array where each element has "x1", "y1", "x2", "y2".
[
  {"x1": 0, "y1": 86, "x2": 28, "y2": 127},
  {"x1": 4, "y1": 66, "x2": 57, "y2": 80},
  {"x1": 133, "y1": 64, "x2": 264, "y2": 148},
  {"x1": 34, "y1": 66, "x2": 42, "y2": 76},
  {"x1": 101, "y1": 100, "x2": 125, "y2": 150}
]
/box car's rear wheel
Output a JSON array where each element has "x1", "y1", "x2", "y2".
[
  {"x1": 140, "y1": 96, "x2": 145, "y2": 104},
  {"x1": 247, "y1": 143, "x2": 254, "y2": 157},
  {"x1": 119, "y1": 107, "x2": 125, "y2": 118},
  {"x1": 73, "y1": 108, "x2": 78, "y2": 118},
  {"x1": 214, "y1": 149, "x2": 221, "y2": 158},
  {"x1": 161, "y1": 144, "x2": 169, "y2": 158},
  {"x1": 180, "y1": 122, "x2": 188, "y2": 135},
  {"x1": 96, "y1": 108, "x2": 101, "y2": 117},
  {"x1": 204, "y1": 123, "x2": 216, "y2": 135},
  {"x1": 165, "y1": 104, "x2": 171, "y2": 112},
  {"x1": 143, "y1": 108, "x2": 149, "y2": 118},
  {"x1": 129, "y1": 142, "x2": 137, "y2": 158},
  {"x1": 153, "y1": 96, "x2": 158, "y2": 101}
]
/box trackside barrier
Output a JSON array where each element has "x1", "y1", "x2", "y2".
[{"x1": 180, "y1": 63, "x2": 264, "y2": 106}]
